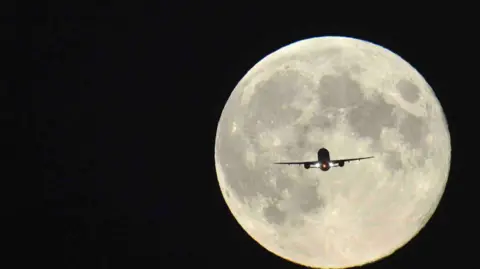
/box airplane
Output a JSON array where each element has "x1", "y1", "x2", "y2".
[{"x1": 274, "y1": 147, "x2": 373, "y2": 171}]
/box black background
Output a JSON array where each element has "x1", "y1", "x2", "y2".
[{"x1": 9, "y1": 3, "x2": 476, "y2": 268}]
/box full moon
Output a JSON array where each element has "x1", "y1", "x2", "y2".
[{"x1": 214, "y1": 36, "x2": 450, "y2": 268}]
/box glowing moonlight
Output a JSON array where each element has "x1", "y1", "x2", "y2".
[{"x1": 214, "y1": 36, "x2": 450, "y2": 268}]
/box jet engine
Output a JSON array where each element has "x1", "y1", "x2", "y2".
[
  {"x1": 304, "y1": 163, "x2": 310, "y2": 169},
  {"x1": 338, "y1": 161, "x2": 345, "y2": 167}
]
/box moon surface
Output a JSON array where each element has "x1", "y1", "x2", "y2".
[{"x1": 214, "y1": 36, "x2": 450, "y2": 268}]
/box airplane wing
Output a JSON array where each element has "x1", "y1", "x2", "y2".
[
  {"x1": 274, "y1": 161, "x2": 318, "y2": 166},
  {"x1": 331, "y1": 156, "x2": 374, "y2": 164}
]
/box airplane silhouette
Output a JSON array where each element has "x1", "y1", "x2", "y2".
[{"x1": 274, "y1": 147, "x2": 373, "y2": 171}]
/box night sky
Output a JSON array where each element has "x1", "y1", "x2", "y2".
[{"x1": 9, "y1": 3, "x2": 475, "y2": 268}]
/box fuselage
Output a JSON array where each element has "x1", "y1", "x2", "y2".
[
  {"x1": 302, "y1": 148, "x2": 338, "y2": 171},
  {"x1": 317, "y1": 148, "x2": 331, "y2": 171}
]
